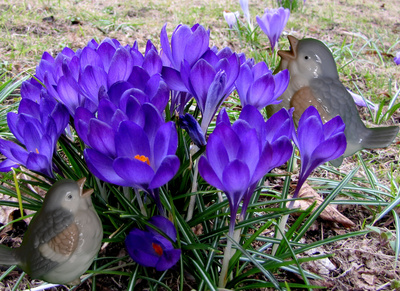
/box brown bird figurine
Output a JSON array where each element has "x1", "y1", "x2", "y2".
[
  {"x1": 269, "y1": 35, "x2": 399, "y2": 166},
  {"x1": 0, "y1": 178, "x2": 103, "y2": 285}
]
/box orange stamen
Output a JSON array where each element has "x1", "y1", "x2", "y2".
[
  {"x1": 134, "y1": 155, "x2": 150, "y2": 165},
  {"x1": 35, "y1": 148, "x2": 39, "y2": 154},
  {"x1": 152, "y1": 243, "x2": 163, "y2": 256}
]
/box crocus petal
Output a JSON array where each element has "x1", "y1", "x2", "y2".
[
  {"x1": 22, "y1": 122, "x2": 42, "y2": 153},
  {"x1": 156, "y1": 248, "x2": 181, "y2": 271},
  {"x1": 115, "y1": 121, "x2": 151, "y2": 159},
  {"x1": 237, "y1": 128, "x2": 260, "y2": 176},
  {"x1": 80, "y1": 46, "x2": 103, "y2": 71},
  {"x1": 247, "y1": 73, "x2": 275, "y2": 109},
  {"x1": 7, "y1": 112, "x2": 24, "y2": 142},
  {"x1": 80, "y1": 65, "x2": 107, "y2": 103},
  {"x1": 179, "y1": 113, "x2": 206, "y2": 147},
  {"x1": 97, "y1": 40, "x2": 117, "y2": 72},
  {"x1": 20, "y1": 80, "x2": 42, "y2": 103},
  {"x1": 394, "y1": 51, "x2": 400, "y2": 65},
  {"x1": 297, "y1": 115, "x2": 324, "y2": 157},
  {"x1": 238, "y1": 105, "x2": 266, "y2": 139},
  {"x1": 210, "y1": 123, "x2": 240, "y2": 161},
  {"x1": 201, "y1": 71, "x2": 227, "y2": 129},
  {"x1": 127, "y1": 66, "x2": 150, "y2": 91},
  {"x1": 149, "y1": 155, "x2": 180, "y2": 189},
  {"x1": 273, "y1": 69, "x2": 289, "y2": 98},
  {"x1": 152, "y1": 122, "x2": 178, "y2": 169},
  {"x1": 323, "y1": 115, "x2": 346, "y2": 138},
  {"x1": 184, "y1": 24, "x2": 210, "y2": 67},
  {"x1": 189, "y1": 59, "x2": 216, "y2": 111},
  {"x1": 87, "y1": 119, "x2": 116, "y2": 157},
  {"x1": 236, "y1": 63, "x2": 253, "y2": 105},
  {"x1": 0, "y1": 159, "x2": 20, "y2": 172},
  {"x1": 171, "y1": 25, "x2": 192, "y2": 68},
  {"x1": 239, "y1": 0, "x2": 251, "y2": 24},
  {"x1": 107, "y1": 48, "x2": 133, "y2": 86},
  {"x1": 26, "y1": 153, "x2": 53, "y2": 177},
  {"x1": 256, "y1": 8, "x2": 290, "y2": 51},
  {"x1": 57, "y1": 76, "x2": 80, "y2": 114},
  {"x1": 222, "y1": 160, "x2": 250, "y2": 196},
  {"x1": 84, "y1": 149, "x2": 130, "y2": 186},
  {"x1": 161, "y1": 67, "x2": 188, "y2": 92},
  {"x1": 160, "y1": 23, "x2": 173, "y2": 66},
  {"x1": 143, "y1": 49, "x2": 163, "y2": 76},
  {"x1": 125, "y1": 229, "x2": 160, "y2": 268},
  {"x1": 18, "y1": 99, "x2": 40, "y2": 120},
  {"x1": 74, "y1": 107, "x2": 95, "y2": 145},
  {"x1": 114, "y1": 157, "x2": 154, "y2": 189},
  {"x1": 147, "y1": 216, "x2": 178, "y2": 241},
  {"x1": 223, "y1": 11, "x2": 240, "y2": 28},
  {"x1": 198, "y1": 156, "x2": 224, "y2": 190}
]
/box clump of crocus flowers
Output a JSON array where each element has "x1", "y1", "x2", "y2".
[{"x1": 0, "y1": 21, "x2": 347, "y2": 288}]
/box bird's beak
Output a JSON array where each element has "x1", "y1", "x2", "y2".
[
  {"x1": 77, "y1": 177, "x2": 94, "y2": 197},
  {"x1": 278, "y1": 35, "x2": 299, "y2": 60}
]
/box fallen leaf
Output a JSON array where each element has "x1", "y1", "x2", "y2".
[
  {"x1": 304, "y1": 246, "x2": 337, "y2": 275},
  {"x1": 361, "y1": 273, "x2": 375, "y2": 285},
  {"x1": 287, "y1": 183, "x2": 355, "y2": 228}
]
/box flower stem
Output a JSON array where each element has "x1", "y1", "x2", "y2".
[
  {"x1": 12, "y1": 168, "x2": 23, "y2": 218},
  {"x1": 186, "y1": 158, "x2": 199, "y2": 221},
  {"x1": 218, "y1": 227, "x2": 242, "y2": 288},
  {"x1": 134, "y1": 188, "x2": 147, "y2": 216},
  {"x1": 272, "y1": 185, "x2": 301, "y2": 255},
  {"x1": 186, "y1": 144, "x2": 201, "y2": 222},
  {"x1": 271, "y1": 213, "x2": 289, "y2": 256}
]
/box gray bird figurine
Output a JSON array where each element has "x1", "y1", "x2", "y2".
[
  {"x1": 0, "y1": 178, "x2": 103, "y2": 285},
  {"x1": 268, "y1": 35, "x2": 399, "y2": 166}
]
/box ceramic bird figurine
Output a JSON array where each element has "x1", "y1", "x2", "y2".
[
  {"x1": 268, "y1": 35, "x2": 399, "y2": 166},
  {"x1": 0, "y1": 178, "x2": 103, "y2": 285}
]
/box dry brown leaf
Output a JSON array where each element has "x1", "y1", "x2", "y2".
[
  {"x1": 287, "y1": 183, "x2": 355, "y2": 228},
  {"x1": 361, "y1": 274, "x2": 375, "y2": 285}
]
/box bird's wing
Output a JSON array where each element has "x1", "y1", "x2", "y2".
[
  {"x1": 26, "y1": 208, "x2": 79, "y2": 278},
  {"x1": 307, "y1": 77, "x2": 365, "y2": 133},
  {"x1": 38, "y1": 222, "x2": 80, "y2": 260},
  {"x1": 289, "y1": 85, "x2": 334, "y2": 124}
]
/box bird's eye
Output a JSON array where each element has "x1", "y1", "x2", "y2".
[
  {"x1": 65, "y1": 192, "x2": 73, "y2": 201},
  {"x1": 304, "y1": 56, "x2": 309, "y2": 60}
]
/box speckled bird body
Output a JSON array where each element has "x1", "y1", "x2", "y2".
[
  {"x1": 269, "y1": 36, "x2": 399, "y2": 165},
  {"x1": 0, "y1": 178, "x2": 103, "y2": 285}
]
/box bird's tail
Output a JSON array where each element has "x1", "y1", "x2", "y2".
[
  {"x1": 364, "y1": 126, "x2": 399, "y2": 149},
  {"x1": 0, "y1": 245, "x2": 19, "y2": 266}
]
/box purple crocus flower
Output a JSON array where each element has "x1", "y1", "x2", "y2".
[
  {"x1": 236, "y1": 61, "x2": 289, "y2": 110},
  {"x1": 239, "y1": 0, "x2": 251, "y2": 26},
  {"x1": 125, "y1": 215, "x2": 181, "y2": 271},
  {"x1": 160, "y1": 23, "x2": 211, "y2": 116},
  {"x1": 27, "y1": 38, "x2": 165, "y2": 116},
  {"x1": 256, "y1": 7, "x2": 290, "y2": 51},
  {"x1": 199, "y1": 105, "x2": 293, "y2": 235},
  {"x1": 0, "y1": 94, "x2": 69, "y2": 177},
  {"x1": 290, "y1": 106, "x2": 346, "y2": 206},
  {"x1": 164, "y1": 46, "x2": 240, "y2": 132},
  {"x1": 394, "y1": 52, "x2": 400, "y2": 65},
  {"x1": 179, "y1": 113, "x2": 207, "y2": 147},
  {"x1": 223, "y1": 11, "x2": 240, "y2": 29},
  {"x1": 160, "y1": 23, "x2": 210, "y2": 70},
  {"x1": 74, "y1": 96, "x2": 180, "y2": 207}
]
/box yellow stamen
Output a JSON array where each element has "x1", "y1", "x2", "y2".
[{"x1": 134, "y1": 155, "x2": 150, "y2": 165}]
